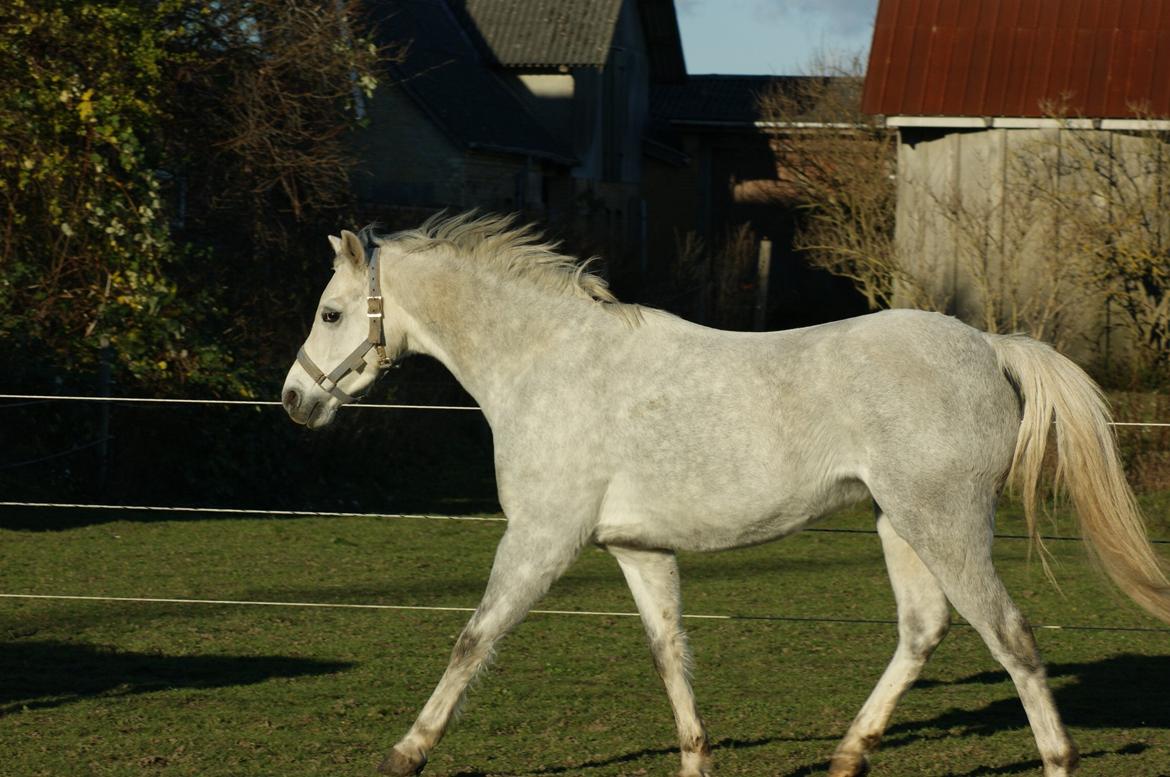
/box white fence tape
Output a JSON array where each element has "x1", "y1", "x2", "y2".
[
  {"x1": 0, "y1": 393, "x2": 479, "y2": 411},
  {"x1": 2, "y1": 593, "x2": 1167, "y2": 633},
  {"x1": 0, "y1": 501, "x2": 505, "y2": 522},
  {"x1": 5, "y1": 393, "x2": 1170, "y2": 425},
  {"x1": 3, "y1": 393, "x2": 1170, "y2": 635}
]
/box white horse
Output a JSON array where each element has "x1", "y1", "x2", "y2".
[{"x1": 281, "y1": 212, "x2": 1169, "y2": 777}]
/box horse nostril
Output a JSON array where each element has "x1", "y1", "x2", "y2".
[{"x1": 282, "y1": 388, "x2": 301, "y2": 412}]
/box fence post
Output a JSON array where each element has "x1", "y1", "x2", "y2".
[{"x1": 754, "y1": 237, "x2": 773, "y2": 331}]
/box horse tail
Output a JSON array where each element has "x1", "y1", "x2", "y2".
[{"x1": 986, "y1": 333, "x2": 1170, "y2": 624}]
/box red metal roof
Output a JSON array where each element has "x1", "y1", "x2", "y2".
[{"x1": 862, "y1": 0, "x2": 1170, "y2": 118}]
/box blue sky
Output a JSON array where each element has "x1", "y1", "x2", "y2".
[{"x1": 676, "y1": 0, "x2": 879, "y2": 75}]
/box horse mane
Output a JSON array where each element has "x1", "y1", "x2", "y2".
[{"x1": 367, "y1": 212, "x2": 645, "y2": 326}]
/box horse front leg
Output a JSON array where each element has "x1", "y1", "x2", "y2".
[
  {"x1": 378, "y1": 524, "x2": 585, "y2": 776},
  {"x1": 609, "y1": 545, "x2": 711, "y2": 777}
]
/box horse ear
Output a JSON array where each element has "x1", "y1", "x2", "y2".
[
  {"x1": 335, "y1": 229, "x2": 366, "y2": 269},
  {"x1": 328, "y1": 235, "x2": 342, "y2": 254}
]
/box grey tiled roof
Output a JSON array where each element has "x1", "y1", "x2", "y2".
[
  {"x1": 458, "y1": 0, "x2": 625, "y2": 67},
  {"x1": 371, "y1": 0, "x2": 574, "y2": 163}
]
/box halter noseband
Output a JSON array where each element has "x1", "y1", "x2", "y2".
[{"x1": 296, "y1": 248, "x2": 394, "y2": 404}]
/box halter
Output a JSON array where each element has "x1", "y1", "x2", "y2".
[{"x1": 296, "y1": 248, "x2": 394, "y2": 404}]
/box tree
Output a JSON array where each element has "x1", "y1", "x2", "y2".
[
  {"x1": 1029, "y1": 122, "x2": 1170, "y2": 382},
  {"x1": 758, "y1": 53, "x2": 1170, "y2": 385},
  {"x1": 0, "y1": 0, "x2": 383, "y2": 394},
  {"x1": 755, "y1": 55, "x2": 911, "y2": 311},
  {"x1": 907, "y1": 120, "x2": 1170, "y2": 382},
  {"x1": 917, "y1": 128, "x2": 1098, "y2": 351}
]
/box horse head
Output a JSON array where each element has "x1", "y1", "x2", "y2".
[{"x1": 281, "y1": 229, "x2": 404, "y2": 429}]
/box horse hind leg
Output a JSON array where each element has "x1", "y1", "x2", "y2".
[
  {"x1": 883, "y1": 504, "x2": 1079, "y2": 777},
  {"x1": 609, "y1": 546, "x2": 712, "y2": 777},
  {"x1": 829, "y1": 512, "x2": 951, "y2": 777}
]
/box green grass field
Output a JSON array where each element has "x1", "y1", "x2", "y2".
[{"x1": 1, "y1": 502, "x2": 1168, "y2": 777}]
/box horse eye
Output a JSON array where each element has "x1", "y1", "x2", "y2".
[{"x1": 321, "y1": 309, "x2": 341, "y2": 324}]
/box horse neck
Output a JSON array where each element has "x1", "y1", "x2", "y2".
[{"x1": 391, "y1": 255, "x2": 604, "y2": 417}]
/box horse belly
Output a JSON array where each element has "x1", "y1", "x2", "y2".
[{"x1": 592, "y1": 470, "x2": 868, "y2": 552}]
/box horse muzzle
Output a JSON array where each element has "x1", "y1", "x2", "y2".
[{"x1": 282, "y1": 385, "x2": 336, "y2": 429}]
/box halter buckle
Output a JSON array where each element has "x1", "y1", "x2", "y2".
[{"x1": 368, "y1": 296, "x2": 384, "y2": 317}]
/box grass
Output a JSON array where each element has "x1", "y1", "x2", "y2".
[{"x1": 1, "y1": 502, "x2": 1168, "y2": 777}]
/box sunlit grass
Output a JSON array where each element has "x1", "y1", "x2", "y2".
[{"x1": 1, "y1": 503, "x2": 1167, "y2": 776}]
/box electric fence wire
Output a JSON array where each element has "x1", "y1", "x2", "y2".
[{"x1": 2, "y1": 394, "x2": 1169, "y2": 635}]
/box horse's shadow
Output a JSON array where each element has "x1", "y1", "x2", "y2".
[
  {"x1": 887, "y1": 653, "x2": 1170, "y2": 737},
  {"x1": 449, "y1": 654, "x2": 1168, "y2": 776},
  {"x1": 782, "y1": 653, "x2": 1167, "y2": 777},
  {"x1": 452, "y1": 742, "x2": 1144, "y2": 777},
  {"x1": 0, "y1": 640, "x2": 351, "y2": 717},
  {"x1": 447, "y1": 735, "x2": 821, "y2": 777}
]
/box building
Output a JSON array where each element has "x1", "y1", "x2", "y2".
[
  {"x1": 357, "y1": 0, "x2": 685, "y2": 280},
  {"x1": 646, "y1": 74, "x2": 867, "y2": 326},
  {"x1": 354, "y1": 0, "x2": 864, "y2": 326},
  {"x1": 863, "y1": 0, "x2": 1170, "y2": 370}
]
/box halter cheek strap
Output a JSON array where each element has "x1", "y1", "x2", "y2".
[{"x1": 296, "y1": 249, "x2": 394, "y2": 404}]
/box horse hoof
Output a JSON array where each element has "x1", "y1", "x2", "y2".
[
  {"x1": 377, "y1": 746, "x2": 427, "y2": 776},
  {"x1": 677, "y1": 767, "x2": 713, "y2": 777},
  {"x1": 679, "y1": 747, "x2": 714, "y2": 776},
  {"x1": 827, "y1": 752, "x2": 870, "y2": 777}
]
